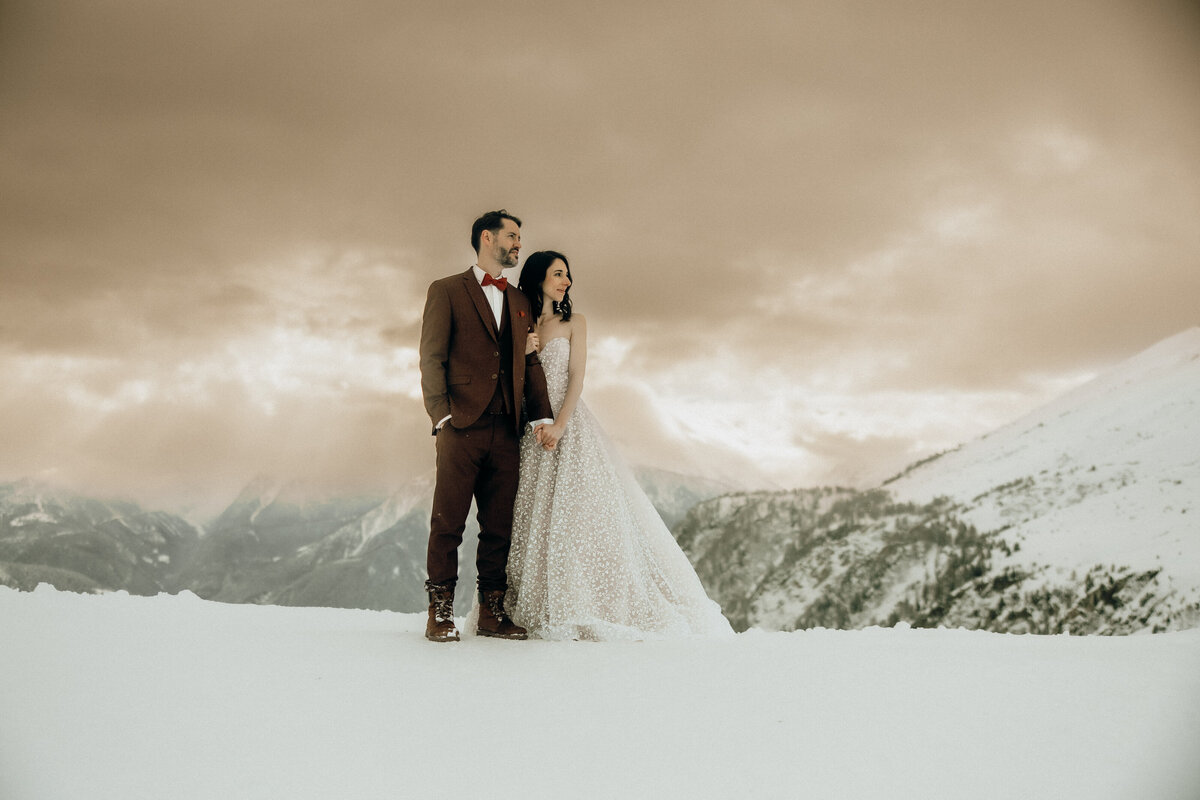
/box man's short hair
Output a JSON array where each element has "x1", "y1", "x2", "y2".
[{"x1": 471, "y1": 209, "x2": 522, "y2": 254}]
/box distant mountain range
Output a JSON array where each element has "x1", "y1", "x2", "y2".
[
  {"x1": 4, "y1": 328, "x2": 1198, "y2": 634},
  {"x1": 0, "y1": 481, "x2": 201, "y2": 595},
  {"x1": 174, "y1": 476, "x2": 437, "y2": 612},
  {"x1": 0, "y1": 467, "x2": 733, "y2": 616}
]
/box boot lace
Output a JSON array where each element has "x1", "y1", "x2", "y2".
[
  {"x1": 426, "y1": 581, "x2": 455, "y2": 623},
  {"x1": 432, "y1": 593, "x2": 454, "y2": 623},
  {"x1": 482, "y1": 591, "x2": 512, "y2": 624}
]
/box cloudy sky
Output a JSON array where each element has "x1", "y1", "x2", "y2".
[{"x1": 2, "y1": 0, "x2": 1198, "y2": 514}]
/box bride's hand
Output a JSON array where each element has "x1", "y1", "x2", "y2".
[
  {"x1": 526, "y1": 331, "x2": 540, "y2": 354},
  {"x1": 536, "y1": 421, "x2": 564, "y2": 451}
]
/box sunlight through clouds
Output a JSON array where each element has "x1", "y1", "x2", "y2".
[{"x1": 1, "y1": 0, "x2": 1197, "y2": 509}]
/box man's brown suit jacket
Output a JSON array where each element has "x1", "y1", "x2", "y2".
[{"x1": 419, "y1": 268, "x2": 554, "y2": 435}]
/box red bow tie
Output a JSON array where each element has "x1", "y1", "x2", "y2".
[{"x1": 482, "y1": 273, "x2": 508, "y2": 291}]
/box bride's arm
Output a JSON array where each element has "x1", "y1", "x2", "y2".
[
  {"x1": 548, "y1": 314, "x2": 588, "y2": 436},
  {"x1": 560, "y1": 314, "x2": 587, "y2": 423}
]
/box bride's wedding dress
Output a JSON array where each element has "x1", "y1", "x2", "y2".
[{"x1": 503, "y1": 337, "x2": 733, "y2": 640}]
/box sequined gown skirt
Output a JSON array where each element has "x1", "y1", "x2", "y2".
[{"x1": 505, "y1": 337, "x2": 733, "y2": 640}]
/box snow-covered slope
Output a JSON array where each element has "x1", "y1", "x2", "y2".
[
  {"x1": 2, "y1": 586, "x2": 1198, "y2": 800},
  {"x1": 680, "y1": 328, "x2": 1200, "y2": 634},
  {"x1": 887, "y1": 327, "x2": 1200, "y2": 584}
]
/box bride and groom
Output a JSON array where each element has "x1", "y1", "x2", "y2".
[{"x1": 418, "y1": 210, "x2": 731, "y2": 642}]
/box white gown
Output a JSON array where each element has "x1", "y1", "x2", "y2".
[{"x1": 503, "y1": 337, "x2": 733, "y2": 641}]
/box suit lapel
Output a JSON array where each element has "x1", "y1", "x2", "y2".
[{"x1": 462, "y1": 270, "x2": 499, "y2": 342}]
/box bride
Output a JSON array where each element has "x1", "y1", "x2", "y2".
[{"x1": 490, "y1": 250, "x2": 733, "y2": 641}]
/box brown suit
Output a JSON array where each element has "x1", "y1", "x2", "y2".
[{"x1": 419, "y1": 268, "x2": 553, "y2": 591}]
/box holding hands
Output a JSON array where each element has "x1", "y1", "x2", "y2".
[
  {"x1": 528, "y1": 324, "x2": 557, "y2": 449},
  {"x1": 533, "y1": 422, "x2": 562, "y2": 451}
]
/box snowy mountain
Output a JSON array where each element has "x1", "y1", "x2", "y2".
[
  {"x1": 0, "y1": 466, "x2": 729, "y2": 616},
  {"x1": 0, "y1": 475, "x2": 458, "y2": 612},
  {"x1": 178, "y1": 467, "x2": 726, "y2": 615},
  {"x1": 8, "y1": 329, "x2": 1195, "y2": 635},
  {"x1": 631, "y1": 465, "x2": 736, "y2": 529},
  {"x1": 0, "y1": 480, "x2": 200, "y2": 595},
  {"x1": 886, "y1": 326, "x2": 1200, "y2": 583},
  {"x1": 677, "y1": 488, "x2": 1005, "y2": 631},
  {"x1": 175, "y1": 476, "x2": 442, "y2": 613},
  {"x1": 680, "y1": 328, "x2": 1200, "y2": 635}
]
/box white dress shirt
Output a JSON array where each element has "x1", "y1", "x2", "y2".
[{"x1": 473, "y1": 265, "x2": 505, "y2": 329}]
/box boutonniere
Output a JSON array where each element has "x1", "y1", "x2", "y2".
[{"x1": 517, "y1": 310, "x2": 526, "y2": 319}]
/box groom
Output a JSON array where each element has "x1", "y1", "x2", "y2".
[{"x1": 418, "y1": 209, "x2": 557, "y2": 643}]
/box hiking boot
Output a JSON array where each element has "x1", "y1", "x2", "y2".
[
  {"x1": 424, "y1": 580, "x2": 459, "y2": 643},
  {"x1": 476, "y1": 589, "x2": 527, "y2": 640}
]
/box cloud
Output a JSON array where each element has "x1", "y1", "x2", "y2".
[{"x1": 1, "y1": 0, "x2": 1198, "y2": 506}]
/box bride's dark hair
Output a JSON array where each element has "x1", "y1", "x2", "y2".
[{"x1": 518, "y1": 250, "x2": 573, "y2": 322}]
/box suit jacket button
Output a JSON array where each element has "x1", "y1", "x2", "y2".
[
  {"x1": 494, "y1": 351, "x2": 500, "y2": 357},
  {"x1": 491, "y1": 373, "x2": 498, "y2": 380}
]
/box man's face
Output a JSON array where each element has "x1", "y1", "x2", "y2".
[{"x1": 488, "y1": 219, "x2": 521, "y2": 268}]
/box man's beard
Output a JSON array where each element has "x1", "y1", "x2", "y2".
[{"x1": 496, "y1": 244, "x2": 518, "y2": 267}]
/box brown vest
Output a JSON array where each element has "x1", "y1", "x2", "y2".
[{"x1": 487, "y1": 301, "x2": 515, "y2": 415}]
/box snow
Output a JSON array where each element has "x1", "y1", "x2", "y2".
[
  {"x1": 8, "y1": 512, "x2": 55, "y2": 527},
  {"x1": 245, "y1": 478, "x2": 283, "y2": 526},
  {"x1": 2, "y1": 586, "x2": 1199, "y2": 799},
  {"x1": 889, "y1": 327, "x2": 1200, "y2": 584}
]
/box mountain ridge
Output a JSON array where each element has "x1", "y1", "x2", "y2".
[
  {"x1": 678, "y1": 328, "x2": 1200, "y2": 634},
  {"x1": 4, "y1": 328, "x2": 1198, "y2": 634},
  {"x1": 0, "y1": 467, "x2": 731, "y2": 615}
]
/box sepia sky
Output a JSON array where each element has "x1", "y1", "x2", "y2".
[{"x1": 2, "y1": 0, "x2": 1199, "y2": 515}]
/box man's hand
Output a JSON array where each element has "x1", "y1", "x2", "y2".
[{"x1": 533, "y1": 422, "x2": 562, "y2": 451}]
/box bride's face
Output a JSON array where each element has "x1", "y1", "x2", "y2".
[{"x1": 541, "y1": 259, "x2": 571, "y2": 307}]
